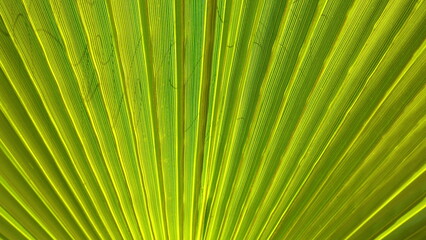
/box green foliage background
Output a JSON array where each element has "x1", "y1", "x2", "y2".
[{"x1": 0, "y1": 0, "x2": 425, "y2": 239}]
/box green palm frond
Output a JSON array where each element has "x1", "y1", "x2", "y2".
[{"x1": 0, "y1": 0, "x2": 425, "y2": 239}]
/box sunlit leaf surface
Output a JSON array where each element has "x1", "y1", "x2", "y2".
[{"x1": 0, "y1": 0, "x2": 425, "y2": 239}]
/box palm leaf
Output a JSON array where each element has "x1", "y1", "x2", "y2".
[{"x1": 0, "y1": 0, "x2": 425, "y2": 239}]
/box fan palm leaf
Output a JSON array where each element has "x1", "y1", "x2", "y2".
[{"x1": 0, "y1": 0, "x2": 425, "y2": 239}]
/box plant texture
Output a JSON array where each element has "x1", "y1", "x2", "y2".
[{"x1": 0, "y1": 0, "x2": 425, "y2": 239}]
